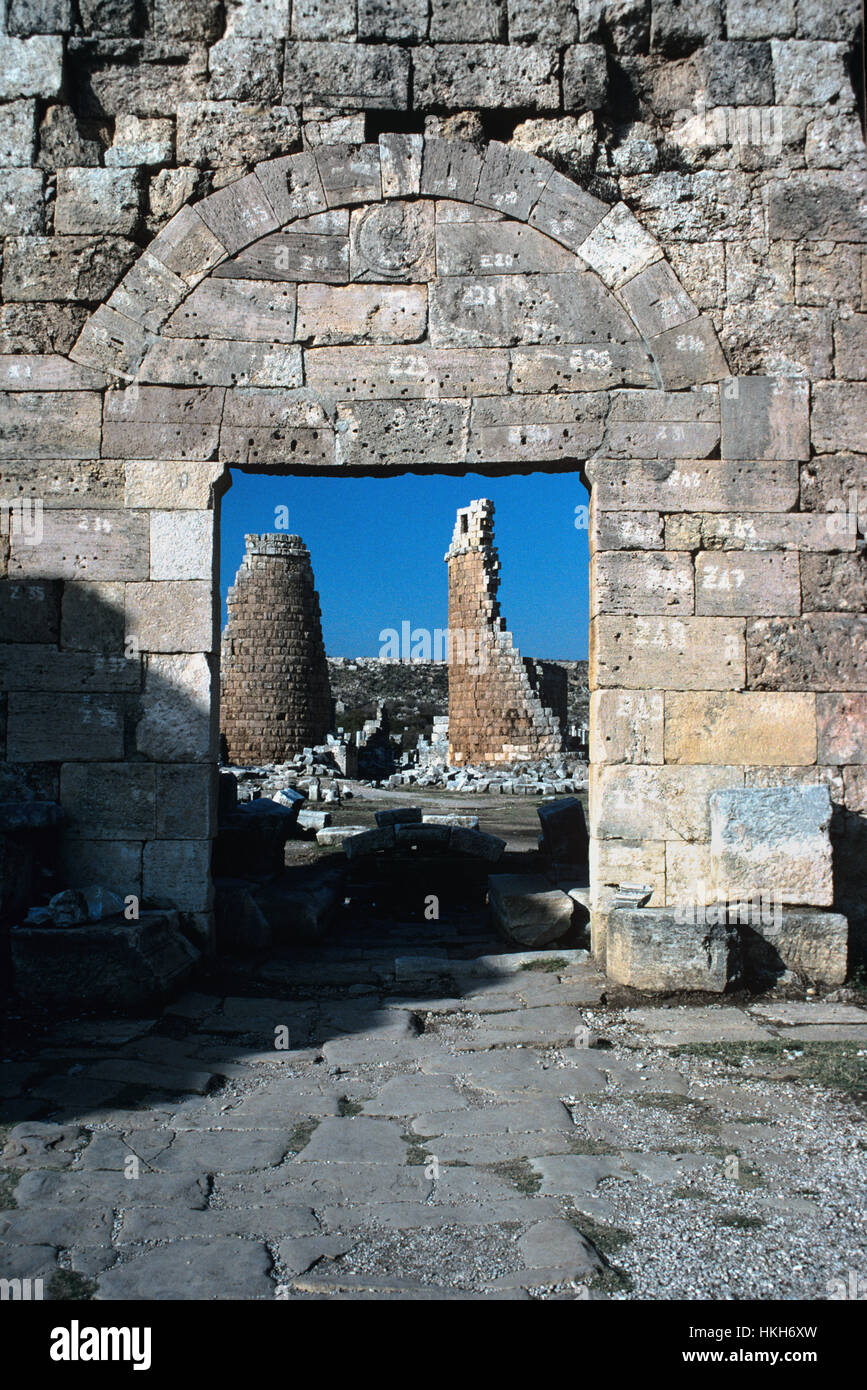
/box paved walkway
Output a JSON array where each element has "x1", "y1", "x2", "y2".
[{"x1": 1, "y1": 917, "x2": 865, "y2": 1300}]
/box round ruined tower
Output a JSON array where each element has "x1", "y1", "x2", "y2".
[{"x1": 220, "y1": 534, "x2": 332, "y2": 765}]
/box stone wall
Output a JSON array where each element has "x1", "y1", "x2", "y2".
[
  {"x1": 220, "y1": 532, "x2": 331, "y2": 763},
  {"x1": 0, "y1": 0, "x2": 864, "y2": 964},
  {"x1": 446, "y1": 499, "x2": 566, "y2": 763}
]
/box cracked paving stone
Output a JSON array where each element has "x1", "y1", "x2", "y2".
[
  {"x1": 293, "y1": 1117, "x2": 409, "y2": 1164},
  {"x1": 13, "y1": 1169, "x2": 211, "y2": 1209},
  {"x1": 149, "y1": 1128, "x2": 297, "y2": 1173},
  {"x1": 118, "y1": 1204, "x2": 320, "y2": 1244},
  {"x1": 97, "y1": 1238, "x2": 274, "y2": 1300},
  {"x1": 0, "y1": 1206, "x2": 114, "y2": 1248},
  {"x1": 0, "y1": 1243, "x2": 58, "y2": 1280}
]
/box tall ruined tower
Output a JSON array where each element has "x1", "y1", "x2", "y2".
[
  {"x1": 220, "y1": 534, "x2": 331, "y2": 765},
  {"x1": 445, "y1": 500, "x2": 565, "y2": 765}
]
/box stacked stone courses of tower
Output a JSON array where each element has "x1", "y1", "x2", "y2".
[
  {"x1": 446, "y1": 499, "x2": 565, "y2": 764},
  {"x1": 220, "y1": 533, "x2": 331, "y2": 765}
]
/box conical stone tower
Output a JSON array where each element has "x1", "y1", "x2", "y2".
[
  {"x1": 446, "y1": 499, "x2": 564, "y2": 765},
  {"x1": 220, "y1": 534, "x2": 331, "y2": 765}
]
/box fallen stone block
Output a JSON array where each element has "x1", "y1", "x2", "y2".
[
  {"x1": 316, "y1": 825, "x2": 365, "y2": 846},
  {"x1": 343, "y1": 825, "x2": 395, "y2": 857},
  {"x1": 375, "y1": 806, "x2": 423, "y2": 827},
  {"x1": 10, "y1": 912, "x2": 199, "y2": 1010},
  {"x1": 422, "y1": 813, "x2": 479, "y2": 828},
  {"x1": 450, "y1": 826, "x2": 506, "y2": 862},
  {"x1": 737, "y1": 906, "x2": 848, "y2": 988},
  {"x1": 488, "y1": 873, "x2": 575, "y2": 947},
  {"x1": 297, "y1": 808, "x2": 331, "y2": 832},
  {"x1": 710, "y1": 785, "x2": 834, "y2": 906},
  {"x1": 603, "y1": 908, "x2": 741, "y2": 993},
  {"x1": 395, "y1": 822, "x2": 451, "y2": 850},
  {"x1": 537, "y1": 797, "x2": 589, "y2": 864}
]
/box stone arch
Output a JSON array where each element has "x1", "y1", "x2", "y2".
[{"x1": 18, "y1": 134, "x2": 848, "y2": 981}]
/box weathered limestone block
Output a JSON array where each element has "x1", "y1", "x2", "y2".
[
  {"x1": 0, "y1": 169, "x2": 44, "y2": 235},
  {"x1": 59, "y1": 838, "x2": 142, "y2": 900},
  {"x1": 413, "y1": 44, "x2": 560, "y2": 110},
  {"x1": 720, "y1": 377, "x2": 810, "y2": 461},
  {"x1": 124, "y1": 461, "x2": 226, "y2": 510},
  {"x1": 474, "y1": 142, "x2": 552, "y2": 222},
  {"x1": 106, "y1": 253, "x2": 189, "y2": 334},
  {"x1": 54, "y1": 168, "x2": 140, "y2": 236},
  {"x1": 69, "y1": 304, "x2": 152, "y2": 379},
  {"x1": 314, "y1": 143, "x2": 384, "y2": 208},
  {"x1": 378, "y1": 132, "x2": 423, "y2": 197},
  {"x1": 591, "y1": 615, "x2": 745, "y2": 690},
  {"x1": 450, "y1": 825, "x2": 506, "y2": 861},
  {"x1": 176, "y1": 101, "x2": 300, "y2": 166},
  {"x1": 592, "y1": 764, "x2": 744, "y2": 842},
  {"x1": 142, "y1": 839, "x2": 212, "y2": 912},
  {"x1": 590, "y1": 690, "x2": 664, "y2": 764},
  {"x1": 685, "y1": 512, "x2": 857, "y2": 553},
  {"x1": 296, "y1": 283, "x2": 427, "y2": 344},
  {"x1": 0, "y1": 35, "x2": 63, "y2": 99},
  {"x1": 0, "y1": 645, "x2": 137, "y2": 692},
  {"x1": 435, "y1": 220, "x2": 580, "y2": 276},
  {"x1": 528, "y1": 168, "x2": 607, "y2": 252},
  {"x1": 800, "y1": 454, "x2": 867, "y2": 535},
  {"x1": 61, "y1": 581, "x2": 124, "y2": 652},
  {"x1": 430, "y1": 0, "x2": 501, "y2": 40},
  {"x1": 105, "y1": 113, "x2": 174, "y2": 167},
  {"x1": 817, "y1": 694, "x2": 867, "y2": 764},
  {"x1": 164, "y1": 278, "x2": 297, "y2": 342},
  {"x1": 710, "y1": 784, "x2": 834, "y2": 906},
  {"x1": 219, "y1": 388, "x2": 333, "y2": 466},
  {"x1": 602, "y1": 391, "x2": 720, "y2": 459},
  {"x1": 488, "y1": 874, "x2": 575, "y2": 947},
  {"x1": 576, "y1": 203, "x2": 662, "y2": 290},
  {"x1": 146, "y1": 206, "x2": 227, "y2": 287},
  {"x1": 591, "y1": 507, "x2": 664, "y2": 551},
  {"x1": 619, "y1": 259, "x2": 698, "y2": 337},
  {"x1": 215, "y1": 230, "x2": 349, "y2": 283},
  {"x1": 664, "y1": 691, "x2": 817, "y2": 766},
  {"x1": 11, "y1": 913, "x2": 199, "y2": 1010},
  {"x1": 537, "y1": 797, "x2": 588, "y2": 864},
  {"x1": 150, "y1": 511, "x2": 214, "y2": 582},
  {"x1": 0, "y1": 99, "x2": 37, "y2": 166},
  {"x1": 7, "y1": 692, "x2": 123, "y2": 761},
  {"x1": 604, "y1": 909, "x2": 740, "y2": 993},
  {"x1": 800, "y1": 554, "x2": 867, "y2": 612},
  {"x1": 125, "y1": 581, "x2": 215, "y2": 653},
  {"x1": 812, "y1": 384, "x2": 867, "y2": 455},
  {"x1": 592, "y1": 551, "x2": 693, "y2": 616},
  {"x1": 0, "y1": 355, "x2": 104, "y2": 393},
  {"x1": 0, "y1": 579, "x2": 60, "y2": 645},
  {"x1": 9, "y1": 508, "x2": 148, "y2": 581},
  {"x1": 562, "y1": 42, "x2": 608, "y2": 109},
  {"x1": 335, "y1": 399, "x2": 468, "y2": 467},
  {"x1": 195, "y1": 173, "x2": 279, "y2": 255},
  {"x1": 1, "y1": 235, "x2": 137, "y2": 302},
  {"x1": 139, "y1": 338, "x2": 303, "y2": 389},
  {"x1": 587, "y1": 458, "x2": 798, "y2": 513},
  {"x1": 740, "y1": 906, "x2": 848, "y2": 988},
  {"x1": 283, "y1": 43, "x2": 409, "y2": 108},
  {"x1": 304, "y1": 345, "x2": 509, "y2": 399},
  {"x1": 664, "y1": 841, "x2": 714, "y2": 909},
  {"x1": 254, "y1": 152, "x2": 327, "y2": 224},
  {"x1": 747, "y1": 615, "x2": 867, "y2": 691},
  {"x1": 468, "y1": 391, "x2": 605, "y2": 463},
  {"x1": 350, "y1": 202, "x2": 435, "y2": 281},
  {"x1": 359, "y1": 0, "x2": 428, "y2": 40},
  {"x1": 60, "y1": 763, "x2": 155, "y2": 839},
  {"x1": 695, "y1": 551, "x2": 801, "y2": 616},
  {"x1": 0, "y1": 389, "x2": 101, "y2": 459},
  {"x1": 648, "y1": 317, "x2": 729, "y2": 389},
  {"x1": 589, "y1": 838, "x2": 666, "y2": 912},
  {"x1": 156, "y1": 765, "x2": 216, "y2": 840},
  {"x1": 207, "y1": 37, "x2": 283, "y2": 102},
  {"x1": 430, "y1": 272, "x2": 636, "y2": 348},
  {"x1": 102, "y1": 385, "x2": 224, "y2": 460},
  {"x1": 136, "y1": 652, "x2": 213, "y2": 760},
  {"x1": 510, "y1": 343, "x2": 653, "y2": 392},
  {"x1": 768, "y1": 172, "x2": 867, "y2": 242},
  {"x1": 420, "y1": 139, "x2": 482, "y2": 202}
]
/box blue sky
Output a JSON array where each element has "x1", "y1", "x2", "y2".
[{"x1": 219, "y1": 471, "x2": 590, "y2": 659}]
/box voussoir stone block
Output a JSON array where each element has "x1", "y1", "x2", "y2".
[
  {"x1": 710, "y1": 784, "x2": 834, "y2": 906},
  {"x1": 314, "y1": 143, "x2": 383, "y2": 206},
  {"x1": 577, "y1": 202, "x2": 662, "y2": 290}
]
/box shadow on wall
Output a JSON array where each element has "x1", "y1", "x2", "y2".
[{"x1": 0, "y1": 576, "x2": 218, "y2": 1006}]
